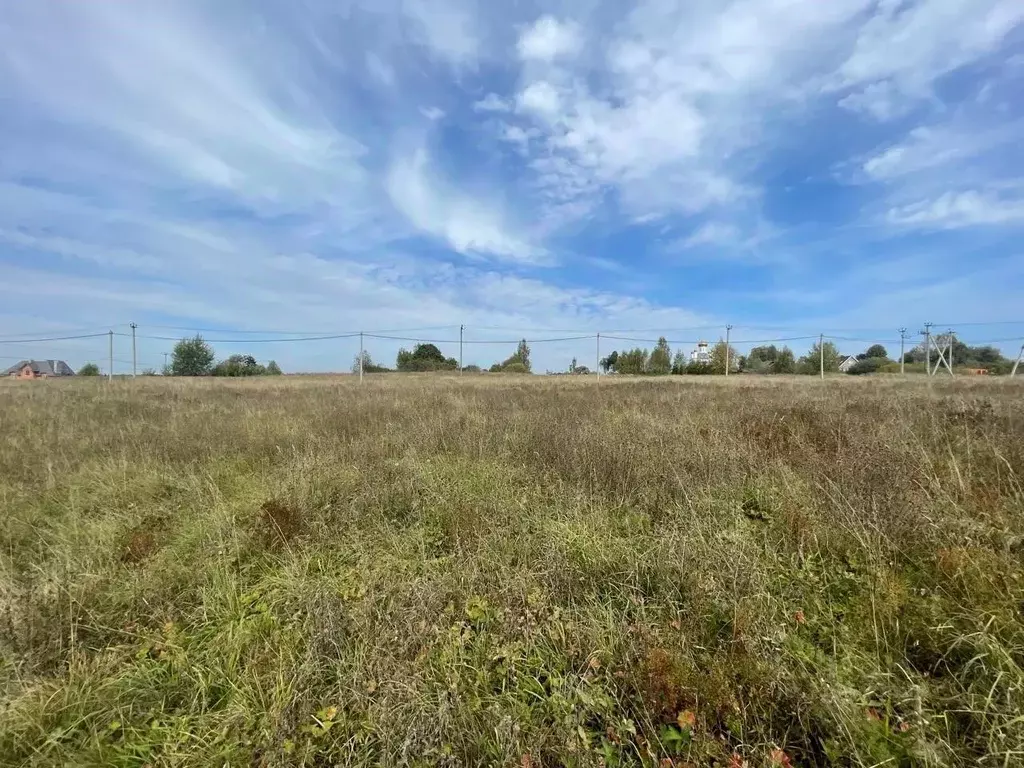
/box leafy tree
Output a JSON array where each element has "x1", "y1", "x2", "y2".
[
  {"x1": 648, "y1": 337, "x2": 672, "y2": 375},
  {"x1": 78, "y1": 362, "x2": 100, "y2": 376},
  {"x1": 573, "y1": 365, "x2": 591, "y2": 375},
  {"x1": 774, "y1": 347, "x2": 796, "y2": 374},
  {"x1": 213, "y1": 354, "x2": 266, "y2": 377},
  {"x1": 615, "y1": 348, "x2": 649, "y2": 375},
  {"x1": 141, "y1": 368, "x2": 159, "y2": 376},
  {"x1": 171, "y1": 335, "x2": 215, "y2": 376},
  {"x1": 671, "y1": 350, "x2": 687, "y2": 375},
  {"x1": 266, "y1": 360, "x2": 282, "y2": 375},
  {"x1": 488, "y1": 363, "x2": 503, "y2": 373},
  {"x1": 493, "y1": 339, "x2": 532, "y2": 373},
  {"x1": 847, "y1": 357, "x2": 886, "y2": 375},
  {"x1": 463, "y1": 364, "x2": 482, "y2": 373},
  {"x1": 516, "y1": 340, "x2": 531, "y2": 371},
  {"x1": 799, "y1": 340, "x2": 840, "y2": 374},
  {"x1": 709, "y1": 339, "x2": 739, "y2": 375},
  {"x1": 396, "y1": 343, "x2": 457, "y2": 372},
  {"x1": 858, "y1": 344, "x2": 889, "y2": 360},
  {"x1": 352, "y1": 351, "x2": 389, "y2": 374},
  {"x1": 600, "y1": 351, "x2": 619, "y2": 373}
]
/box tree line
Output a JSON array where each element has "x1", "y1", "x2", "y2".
[
  {"x1": 83, "y1": 333, "x2": 1014, "y2": 378},
  {"x1": 354, "y1": 339, "x2": 533, "y2": 374}
]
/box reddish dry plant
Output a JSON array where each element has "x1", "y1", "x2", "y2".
[{"x1": 257, "y1": 498, "x2": 305, "y2": 547}]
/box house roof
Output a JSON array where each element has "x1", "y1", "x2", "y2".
[{"x1": 4, "y1": 359, "x2": 75, "y2": 376}]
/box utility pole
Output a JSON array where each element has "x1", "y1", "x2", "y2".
[
  {"x1": 459, "y1": 324, "x2": 464, "y2": 375},
  {"x1": 899, "y1": 328, "x2": 907, "y2": 376},
  {"x1": 819, "y1": 333, "x2": 824, "y2": 380},
  {"x1": 108, "y1": 330, "x2": 113, "y2": 382},
  {"x1": 359, "y1": 331, "x2": 364, "y2": 383},
  {"x1": 1011, "y1": 344, "x2": 1024, "y2": 378},
  {"x1": 163, "y1": 351, "x2": 169, "y2": 374},
  {"x1": 130, "y1": 322, "x2": 137, "y2": 378},
  {"x1": 596, "y1": 332, "x2": 601, "y2": 382},
  {"x1": 922, "y1": 322, "x2": 933, "y2": 376},
  {"x1": 725, "y1": 324, "x2": 733, "y2": 377},
  {"x1": 947, "y1": 329, "x2": 955, "y2": 376}
]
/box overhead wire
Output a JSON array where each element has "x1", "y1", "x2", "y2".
[{"x1": 0, "y1": 332, "x2": 110, "y2": 344}]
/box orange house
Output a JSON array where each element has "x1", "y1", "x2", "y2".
[{"x1": 5, "y1": 360, "x2": 76, "y2": 379}]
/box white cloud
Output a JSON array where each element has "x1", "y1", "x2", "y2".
[
  {"x1": 385, "y1": 149, "x2": 545, "y2": 264},
  {"x1": 517, "y1": 16, "x2": 581, "y2": 62},
  {"x1": 838, "y1": 81, "x2": 912, "y2": 121},
  {"x1": 679, "y1": 222, "x2": 742, "y2": 249},
  {"x1": 887, "y1": 190, "x2": 1024, "y2": 228},
  {"x1": 516, "y1": 81, "x2": 562, "y2": 117},
  {"x1": 402, "y1": 0, "x2": 480, "y2": 67},
  {"x1": 420, "y1": 106, "x2": 446, "y2": 121},
  {"x1": 834, "y1": 0, "x2": 1024, "y2": 118},
  {"x1": 473, "y1": 93, "x2": 511, "y2": 112}
]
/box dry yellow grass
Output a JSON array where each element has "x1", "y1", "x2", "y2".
[{"x1": 1, "y1": 374, "x2": 1022, "y2": 767}]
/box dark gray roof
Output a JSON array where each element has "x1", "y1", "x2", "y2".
[{"x1": 4, "y1": 359, "x2": 75, "y2": 376}]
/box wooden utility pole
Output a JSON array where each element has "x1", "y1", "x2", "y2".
[
  {"x1": 596, "y1": 332, "x2": 601, "y2": 382},
  {"x1": 130, "y1": 322, "x2": 137, "y2": 378},
  {"x1": 359, "y1": 331, "x2": 364, "y2": 383},
  {"x1": 108, "y1": 330, "x2": 113, "y2": 382},
  {"x1": 725, "y1": 324, "x2": 733, "y2": 377},
  {"x1": 459, "y1": 324, "x2": 464, "y2": 375},
  {"x1": 819, "y1": 333, "x2": 824, "y2": 380},
  {"x1": 899, "y1": 328, "x2": 907, "y2": 376}
]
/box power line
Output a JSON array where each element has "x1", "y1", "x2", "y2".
[
  {"x1": 122, "y1": 332, "x2": 361, "y2": 343},
  {"x1": 139, "y1": 323, "x2": 462, "y2": 335},
  {"x1": 0, "y1": 332, "x2": 110, "y2": 344},
  {"x1": 365, "y1": 333, "x2": 594, "y2": 344}
]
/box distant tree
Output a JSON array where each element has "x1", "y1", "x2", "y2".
[
  {"x1": 78, "y1": 362, "x2": 100, "y2": 376},
  {"x1": 857, "y1": 344, "x2": 889, "y2": 360},
  {"x1": 569, "y1": 357, "x2": 578, "y2": 374},
  {"x1": 648, "y1": 337, "x2": 672, "y2": 375},
  {"x1": 709, "y1": 339, "x2": 739, "y2": 375},
  {"x1": 396, "y1": 343, "x2": 457, "y2": 372},
  {"x1": 615, "y1": 348, "x2": 649, "y2": 375},
  {"x1": 847, "y1": 357, "x2": 886, "y2": 375},
  {"x1": 774, "y1": 347, "x2": 796, "y2": 374},
  {"x1": 600, "y1": 351, "x2": 619, "y2": 373},
  {"x1": 352, "y1": 351, "x2": 389, "y2": 374},
  {"x1": 799, "y1": 340, "x2": 840, "y2": 374},
  {"x1": 573, "y1": 365, "x2": 591, "y2": 375},
  {"x1": 266, "y1": 360, "x2": 282, "y2": 375},
  {"x1": 488, "y1": 363, "x2": 502, "y2": 373},
  {"x1": 141, "y1": 368, "x2": 159, "y2": 376},
  {"x1": 463, "y1": 364, "x2": 482, "y2": 373},
  {"x1": 171, "y1": 335, "x2": 215, "y2": 376},
  {"x1": 671, "y1": 350, "x2": 687, "y2": 374},
  {"x1": 213, "y1": 354, "x2": 266, "y2": 377},
  {"x1": 493, "y1": 339, "x2": 532, "y2": 373}
]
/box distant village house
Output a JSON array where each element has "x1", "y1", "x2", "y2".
[
  {"x1": 837, "y1": 355, "x2": 857, "y2": 373},
  {"x1": 5, "y1": 360, "x2": 76, "y2": 379}
]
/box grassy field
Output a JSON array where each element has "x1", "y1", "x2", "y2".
[{"x1": 1, "y1": 375, "x2": 1022, "y2": 767}]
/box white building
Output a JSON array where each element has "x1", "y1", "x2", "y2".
[{"x1": 690, "y1": 341, "x2": 712, "y2": 364}]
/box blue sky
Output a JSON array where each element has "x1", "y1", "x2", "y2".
[{"x1": 2, "y1": 0, "x2": 1023, "y2": 373}]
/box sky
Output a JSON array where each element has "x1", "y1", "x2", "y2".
[{"x1": 1, "y1": 0, "x2": 1023, "y2": 373}]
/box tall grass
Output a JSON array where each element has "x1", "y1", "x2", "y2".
[{"x1": 1, "y1": 375, "x2": 1022, "y2": 767}]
